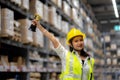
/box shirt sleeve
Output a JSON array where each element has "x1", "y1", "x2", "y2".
[{"x1": 53, "y1": 43, "x2": 68, "y2": 59}]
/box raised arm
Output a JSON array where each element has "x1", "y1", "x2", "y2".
[{"x1": 32, "y1": 20, "x2": 60, "y2": 48}]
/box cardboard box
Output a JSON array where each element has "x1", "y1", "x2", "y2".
[
  {"x1": 51, "y1": 0, "x2": 57, "y2": 4},
  {"x1": 18, "y1": 19, "x2": 33, "y2": 43},
  {"x1": 48, "y1": 7, "x2": 57, "y2": 26},
  {"x1": 61, "y1": 21, "x2": 69, "y2": 34},
  {"x1": 56, "y1": 14, "x2": 62, "y2": 30},
  {"x1": 32, "y1": 28, "x2": 44, "y2": 47},
  {"x1": 117, "y1": 49, "x2": 120, "y2": 56},
  {"x1": 1, "y1": 56, "x2": 9, "y2": 66},
  {"x1": 62, "y1": 1, "x2": 70, "y2": 16},
  {"x1": 71, "y1": 8, "x2": 78, "y2": 21},
  {"x1": 71, "y1": 0, "x2": 79, "y2": 9},
  {"x1": 43, "y1": 5, "x2": 48, "y2": 22},
  {"x1": 30, "y1": 0, "x2": 43, "y2": 18},
  {"x1": 110, "y1": 43, "x2": 117, "y2": 50},
  {"x1": 104, "y1": 35, "x2": 111, "y2": 42},
  {"x1": 112, "y1": 59, "x2": 117, "y2": 65},
  {"x1": 107, "y1": 58, "x2": 111, "y2": 65},
  {"x1": 57, "y1": 0, "x2": 62, "y2": 8},
  {"x1": 21, "y1": 0, "x2": 29, "y2": 10},
  {"x1": 10, "y1": 0, "x2": 21, "y2": 6},
  {"x1": 1, "y1": 8, "x2": 14, "y2": 37}
]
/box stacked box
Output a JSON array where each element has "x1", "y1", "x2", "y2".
[
  {"x1": 117, "y1": 49, "x2": 120, "y2": 56},
  {"x1": 30, "y1": 72, "x2": 41, "y2": 80},
  {"x1": 32, "y1": 28, "x2": 44, "y2": 47},
  {"x1": 110, "y1": 43, "x2": 117, "y2": 50},
  {"x1": 1, "y1": 56, "x2": 9, "y2": 67},
  {"x1": 72, "y1": 0, "x2": 79, "y2": 8},
  {"x1": 62, "y1": 1, "x2": 71, "y2": 16},
  {"x1": 48, "y1": 7, "x2": 57, "y2": 26},
  {"x1": 30, "y1": 0, "x2": 43, "y2": 18},
  {"x1": 71, "y1": 8, "x2": 78, "y2": 22},
  {"x1": 43, "y1": 5, "x2": 48, "y2": 22},
  {"x1": 112, "y1": 59, "x2": 117, "y2": 65},
  {"x1": 1, "y1": 8, "x2": 14, "y2": 37},
  {"x1": 57, "y1": 0, "x2": 62, "y2": 8},
  {"x1": 21, "y1": 0, "x2": 29, "y2": 10},
  {"x1": 80, "y1": 8, "x2": 86, "y2": 18},
  {"x1": 61, "y1": 21, "x2": 69, "y2": 34},
  {"x1": 18, "y1": 19, "x2": 33, "y2": 43},
  {"x1": 51, "y1": 0, "x2": 57, "y2": 4},
  {"x1": 10, "y1": 0, "x2": 21, "y2": 6},
  {"x1": 107, "y1": 58, "x2": 111, "y2": 65},
  {"x1": 104, "y1": 35, "x2": 111, "y2": 42},
  {"x1": 56, "y1": 15, "x2": 62, "y2": 30}
]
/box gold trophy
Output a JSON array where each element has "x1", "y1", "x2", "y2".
[{"x1": 29, "y1": 14, "x2": 41, "y2": 32}]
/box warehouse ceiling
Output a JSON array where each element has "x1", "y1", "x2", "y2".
[{"x1": 83, "y1": 0, "x2": 120, "y2": 32}]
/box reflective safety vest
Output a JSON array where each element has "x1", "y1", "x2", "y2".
[{"x1": 60, "y1": 51, "x2": 95, "y2": 80}]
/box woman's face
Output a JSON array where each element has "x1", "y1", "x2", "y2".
[{"x1": 71, "y1": 36, "x2": 84, "y2": 51}]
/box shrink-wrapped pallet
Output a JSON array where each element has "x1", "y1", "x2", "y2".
[
  {"x1": 61, "y1": 21, "x2": 69, "y2": 34},
  {"x1": 48, "y1": 7, "x2": 57, "y2": 26},
  {"x1": 18, "y1": 19, "x2": 33, "y2": 44},
  {"x1": 56, "y1": 14, "x2": 62, "y2": 30},
  {"x1": 30, "y1": 0, "x2": 43, "y2": 18},
  {"x1": 10, "y1": 0, "x2": 21, "y2": 6},
  {"x1": 71, "y1": 8, "x2": 78, "y2": 22},
  {"x1": 21, "y1": 0, "x2": 29, "y2": 10},
  {"x1": 117, "y1": 49, "x2": 120, "y2": 56},
  {"x1": 62, "y1": 1, "x2": 71, "y2": 16},
  {"x1": 43, "y1": 5, "x2": 48, "y2": 22},
  {"x1": 57, "y1": 0, "x2": 62, "y2": 8},
  {"x1": 0, "y1": 8, "x2": 14, "y2": 37},
  {"x1": 112, "y1": 59, "x2": 117, "y2": 65},
  {"x1": 32, "y1": 28, "x2": 44, "y2": 47},
  {"x1": 51, "y1": 0, "x2": 57, "y2": 4}
]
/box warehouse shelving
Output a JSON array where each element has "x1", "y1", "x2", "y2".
[
  {"x1": 101, "y1": 32, "x2": 120, "y2": 80},
  {"x1": 0, "y1": 0, "x2": 104, "y2": 80}
]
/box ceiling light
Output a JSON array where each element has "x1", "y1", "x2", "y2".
[{"x1": 112, "y1": 0, "x2": 119, "y2": 18}]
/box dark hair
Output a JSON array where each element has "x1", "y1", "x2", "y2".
[
  {"x1": 69, "y1": 46, "x2": 89, "y2": 57},
  {"x1": 69, "y1": 37, "x2": 89, "y2": 57}
]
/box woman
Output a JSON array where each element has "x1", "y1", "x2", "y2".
[{"x1": 32, "y1": 19, "x2": 95, "y2": 80}]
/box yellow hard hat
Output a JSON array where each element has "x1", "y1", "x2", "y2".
[{"x1": 66, "y1": 28, "x2": 86, "y2": 45}]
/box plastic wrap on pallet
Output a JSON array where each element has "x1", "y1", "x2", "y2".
[
  {"x1": 56, "y1": 14, "x2": 62, "y2": 30},
  {"x1": 110, "y1": 43, "x2": 117, "y2": 50},
  {"x1": 61, "y1": 21, "x2": 69, "y2": 34},
  {"x1": 112, "y1": 58, "x2": 117, "y2": 65},
  {"x1": 57, "y1": 0, "x2": 62, "y2": 8},
  {"x1": 43, "y1": 5, "x2": 48, "y2": 22},
  {"x1": 117, "y1": 48, "x2": 120, "y2": 56},
  {"x1": 71, "y1": 8, "x2": 78, "y2": 23},
  {"x1": 1, "y1": 8, "x2": 14, "y2": 37},
  {"x1": 62, "y1": 1, "x2": 71, "y2": 16},
  {"x1": 10, "y1": 0, "x2": 21, "y2": 6},
  {"x1": 32, "y1": 28, "x2": 44, "y2": 47},
  {"x1": 104, "y1": 35, "x2": 111, "y2": 42},
  {"x1": 21, "y1": 0, "x2": 29, "y2": 10},
  {"x1": 71, "y1": 0, "x2": 79, "y2": 8},
  {"x1": 18, "y1": 19, "x2": 33, "y2": 43},
  {"x1": 30, "y1": 0, "x2": 43, "y2": 18},
  {"x1": 48, "y1": 7, "x2": 57, "y2": 27}
]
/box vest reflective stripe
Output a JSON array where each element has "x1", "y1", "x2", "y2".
[
  {"x1": 63, "y1": 74, "x2": 81, "y2": 79},
  {"x1": 60, "y1": 51, "x2": 94, "y2": 80}
]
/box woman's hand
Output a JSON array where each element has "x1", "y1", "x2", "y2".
[{"x1": 32, "y1": 19, "x2": 40, "y2": 27}]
